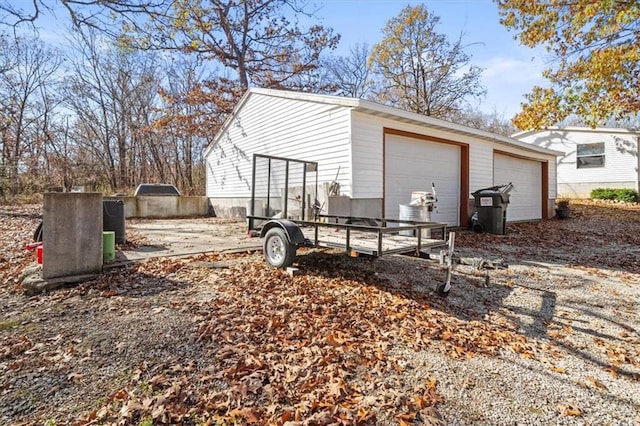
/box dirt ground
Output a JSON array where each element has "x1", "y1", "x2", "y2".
[{"x1": 0, "y1": 201, "x2": 639, "y2": 425}]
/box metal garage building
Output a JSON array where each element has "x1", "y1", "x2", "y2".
[{"x1": 204, "y1": 88, "x2": 561, "y2": 226}]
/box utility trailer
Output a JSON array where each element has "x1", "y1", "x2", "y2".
[{"x1": 247, "y1": 154, "x2": 456, "y2": 296}]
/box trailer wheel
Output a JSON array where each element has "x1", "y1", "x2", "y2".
[
  {"x1": 436, "y1": 283, "x2": 450, "y2": 297},
  {"x1": 264, "y1": 228, "x2": 296, "y2": 268}
]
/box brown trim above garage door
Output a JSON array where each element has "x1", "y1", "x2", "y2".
[
  {"x1": 383, "y1": 128, "x2": 469, "y2": 225},
  {"x1": 494, "y1": 149, "x2": 549, "y2": 220}
]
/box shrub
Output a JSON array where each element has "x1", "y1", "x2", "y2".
[{"x1": 590, "y1": 188, "x2": 639, "y2": 203}]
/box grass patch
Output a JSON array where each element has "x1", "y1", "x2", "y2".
[{"x1": 0, "y1": 320, "x2": 21, "y2": 331}]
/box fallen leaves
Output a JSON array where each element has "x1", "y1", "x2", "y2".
[
  {"x1": 592, "y1": 337, "x2": 639, "y2": 371},
  {"x1": 604, "y1": 367, "x2": 619, "y2": 378},
  {"x1": 456, "y1": 200, "x2": 640, "y2": 273},
  {"x1": 558, "y1": 402, "x2": 582, "y2": 417},
  {"x1": 0, "y1": 205, "x2": 41, "y2": 292},
  {"x1": 585, "y1": 376, "x2": 609, "y2": 392},
  {"x1": 2, "y1": 201, "x2": 640, "y2": 424},
  {"x1": 396, "y1": 380, "x2": 444, "y2": 426},
  {"x1": 1, "y1": 237, "x2": 543, "y2": 424},
  {"x1": 548, "y1": 366, "x2": 567, "y2": 374},
  {"x1": 59, "y1": 256, "x2": 474, "y2": 425}
]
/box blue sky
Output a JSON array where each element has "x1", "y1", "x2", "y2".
[{"x1": 314, "y1": 0, "x2": 549, "y2": 118}]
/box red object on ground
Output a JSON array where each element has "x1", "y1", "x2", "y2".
[
  {"x1": 24, "y1": 242, "x2": 43, "y2": 251},
  {"x1": 36, "y1": 246, "x2": 43, "y2": 264}
]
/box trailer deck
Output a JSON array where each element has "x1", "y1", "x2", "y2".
[{"x1": 250, "y1": 215, "x2": 448, "y2": 258}]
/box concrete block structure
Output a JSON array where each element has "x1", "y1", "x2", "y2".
[
  {"x1": 106, "y1": 196, "x2": 209, "y2": 218},
  {"x1": 42, "y1": 193, "x2": 103, "y2": 279}
]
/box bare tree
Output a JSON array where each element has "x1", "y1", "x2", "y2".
[
  {"x1": 64, "y1": 28, "x2": 161, "y2": 192},
  {"x1": 126, "y1": 1, "x2": 340, "y2": 93},
  {"x1": 0, "y1": 35, "x2": 62, "y2": 196},
  {"x1": 1, "y1": 0, "x2": 339, "y2": 92},
  {"x1": 0, "y1": 1, "x2": 170, "y2": 36},
  {"x1": 369, "y1": 5, "x2": 485, "y2": 119},
  {"x1": 0, "y1": 34, "x2": 16, "y2": 200},
  {"x1": 0, "y1": 1, "x2": 341, "y2": 196},
  {"x1": 452, "y1": 107, "x2": 517, "y2": 137},
  {"x1": 153, "y1": 57, "x2": 212, "y2": 194},
  {"x1": 324, "y1": 43, "x2": 373, "y2": 98}
]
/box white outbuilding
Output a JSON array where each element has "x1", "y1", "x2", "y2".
[{"x1": 204, "y1": 88, "x2": 562, "y2": 226}]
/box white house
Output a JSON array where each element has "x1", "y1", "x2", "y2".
[
  {"x1": 204, "y1": 88, "x2": 562, "y2": 226},
  {"x1": 515, "y1": 127, "x2": 640, "y2": 198}
]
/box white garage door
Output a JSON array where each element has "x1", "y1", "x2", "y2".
[
  {"x1": 385, "y1": 135, "x2": 460, "y2": 226},
  {"x1": 493, "y1": 154, "x2": 542, "y2": 221}
]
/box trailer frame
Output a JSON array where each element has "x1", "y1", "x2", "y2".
[{"x1": 247, "y1": 153, "x2": 455, "y2": 296}]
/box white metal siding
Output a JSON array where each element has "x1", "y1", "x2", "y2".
[
  {"x1": 385, "y1": 134, "x2": 460, "y2": 225},
  {"x1": 350, "y1": 112, "x2": 384, "y2": 198},
  {"x1": 468, "y1": 142, "x2": 495, "y2": 197},
  {"x1": 206, "y1": 92, "x2": 559, "y2": 222},
  {"x1": 518, "y1": 130, "x2": 639, "y2": 186},
  {"x1": 350, "y1": 112, "x2": 534, "y2": 200},
  {"x1": 493, "y1": 154, "x2": 542, "y2": 221},
  {"x1": 350, "y1": 111, "x2": 557, "y2": 223},
  {"x1": 206, "y1": 93, "x2": 352, "y2": 198},
  {"x1": 548, "y1": 160, "x2": 557, "y2": 199}
]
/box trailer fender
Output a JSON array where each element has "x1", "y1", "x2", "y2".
[{"x1": 260, "y1": 219, "x2": 306, "y2": 245}]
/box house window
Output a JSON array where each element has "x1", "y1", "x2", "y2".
[{"x1": 576, "y1": 142, "x2": 605, "y2": 168}]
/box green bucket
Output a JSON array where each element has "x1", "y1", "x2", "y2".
[{"x1": 103, "y1": 231, "x2": 115, "y2": 262}]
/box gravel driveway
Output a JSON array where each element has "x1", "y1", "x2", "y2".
[{"x1": 0, "y1": 201, "x2": 638, "y2": 425}]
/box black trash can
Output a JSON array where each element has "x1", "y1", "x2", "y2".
[
  {"x1": 471, "y1": 183, "x2": 513, "y2": 235},
  {"x1": 103, "y1": 199, "x2": 126, "y2": 244}
]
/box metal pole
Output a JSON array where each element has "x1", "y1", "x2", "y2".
[
  {"x1": 249, "y1": 155, "x2": 257, "y2": 230},
  {"x1": 302, "y1": 162, "x2": 307, "y2": 220},
  {"x1": 284, "y1": 160, "x2": 289, "y2": 218},
  {"x1": 266, "y1": 158, "x2": 271, "y2": 217}
]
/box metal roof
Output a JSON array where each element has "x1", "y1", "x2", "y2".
[
  {"x1": 205, "y1": 88, "x2": 564, "y2": 158},
  {"x1": 514, "y1": 126, "x2": 640, "y2": 139}
]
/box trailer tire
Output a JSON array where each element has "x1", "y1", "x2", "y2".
[
  {"x1": 33, "y1": 221, "x2": 43, "y2": 242},
  {"x1": 436, "y1": 283, "x2": 450, "y2": 297},
  {"x1": 264, "y1": 227, "x2": 296, "y2": 268}
]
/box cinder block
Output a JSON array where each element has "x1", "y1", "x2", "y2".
[{"x1": 286, "y1": 267, "x2": 300, "y2": 277}]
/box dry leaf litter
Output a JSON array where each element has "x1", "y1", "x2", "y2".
[{"x1": 0, "y1": 201, "x2": 639, "y2": 425}]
